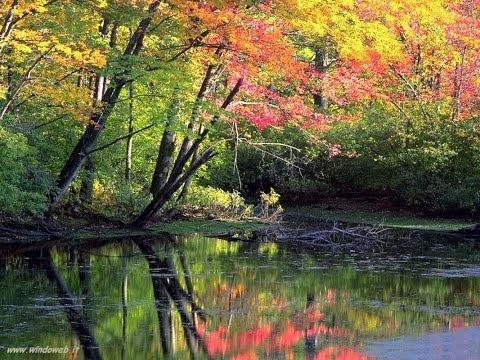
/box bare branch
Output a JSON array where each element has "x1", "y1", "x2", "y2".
[
  {"x1": 88, "y1": 123, "x2": 155, "y2": 155},
  {"x1": 33, "y1": 115, "x2": 66, "y2": 130},
  {"x1": 389, "y1": 64, "x2": 431, "y2": 121},
  {"x1": 239, "y1": 137, "x2": 303, "y2": 171}
]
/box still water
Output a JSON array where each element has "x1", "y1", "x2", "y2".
[{"x1": 0, "y1": 235, "x2": 479, "y2": 359}]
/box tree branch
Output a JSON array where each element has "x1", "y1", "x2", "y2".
[
  {"x1": 87, "y1": 123, "x2": 155, "y2": 155},
  {"x1": 0, "y1": 45, "x2": 55, "y2": 121}
]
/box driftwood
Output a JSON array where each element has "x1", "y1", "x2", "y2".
[{"x1": 271, "y1": 222, "x2": 416, "y2": 253}]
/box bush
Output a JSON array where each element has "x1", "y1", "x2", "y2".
[
  {"x1": 205, "y1": 124, "x2": 332, "y2": 202},
  {"x1": 184, "y1": 186, "x2": 253, "y2": 219},
  {"x1": 90, "y1": 179, "x2": 150, "y2": 219},
  {"x1": 257, "y1": 188, "x2": 283, "y2": 221},
  {"x1": 0, "y1": 127, "x2": 49, "y2": 216},
  {"x1": 322, "y1": 106, "x2": 480, "y2": 214}
]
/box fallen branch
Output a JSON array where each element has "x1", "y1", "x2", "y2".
[{"x1": 272, "y1": 222, "x2": 409, "y2": 253}]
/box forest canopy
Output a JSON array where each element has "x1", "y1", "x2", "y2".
[{"x1": 1, "y1": 0, "x2": 480, "y2": 225}]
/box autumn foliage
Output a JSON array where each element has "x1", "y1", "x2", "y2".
[{"x1": 0, "y1": 0, "x2": 479, "y2": 218}]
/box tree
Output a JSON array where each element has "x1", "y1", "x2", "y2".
[
  {"x1": 46, "y1": 0, "x2": 162, "y2": 215},
  {"x1": 1, "y1": 0, "x2": 479, "y2": 223}
]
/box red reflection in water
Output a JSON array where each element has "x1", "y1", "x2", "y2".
[
  {"x1": 449, "y1": 315, "x2": 466, "y2": 331},
  {"x1": 197, "y1": 301, "x2": 371, "y2": 359},
  {"x1": 315, "y1": 346, "x2": 374, "y2": 360}
]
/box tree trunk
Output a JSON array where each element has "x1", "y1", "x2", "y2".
[
  {"x1": 131, "y1": 78, "x2": 243, "y2": 228},
  {"x1": 313, "y1": 44, "x2": 335, "y2": 111},
  {"x1": 125, "y1": 83, "x2": 134, "y2": 184},
  {"x1": 169, "y1": 64, "x2": 218, "y2": 179},
  {"x1": 79, "y1": 57, "x2": 107, "y2": 202},
  {"x1": 152, "y1": 51, "x2": 223, "y2": 199},
  {"x1": 313, "y1": 48, "x2": 328, "y2": 110},
  {"x1": 177, "y1": 125, "x2": 203, "y2": 202},
  {"x1": 132, "y1": 148, "x2": 216, "y2": 228},
  {"x1": 80, "y1": 156, "x2": 96, "y2": 204},
  {"x1": 46, "y1": 0, "x2": 161, "y2": 215},
  {"x1": 150, "y1": 95, "x2": 180, "y2": 196}
]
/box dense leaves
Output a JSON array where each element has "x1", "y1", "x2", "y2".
[{"x1": 0, "y1": 0, "x2": 479, "y2": 218}]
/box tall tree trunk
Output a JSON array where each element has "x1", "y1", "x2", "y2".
[
  {"x1": 46, "y1": 0, "x2": 161, "y2": 215},
  {"x1": 313, "y1": 47, "x2": 331, "y2": 110},
  {"x1": 80, "y1": 18, "x2": 117, "y2": 199},
  {"x1": 78, "y1": 72, "x2": 103, "y2": 202},
  {"x1": 79, "y1": 49, "x2": 106, "y2": 204},
  {"x1": 125, "y1": 83, "x2": 135, "y2": 184}
]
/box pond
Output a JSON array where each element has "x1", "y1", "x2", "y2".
[{"x1": 0, "y1": 234, "x2": 479, "y2": 359}]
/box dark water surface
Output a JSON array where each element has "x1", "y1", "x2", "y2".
[{"x1": 0, "y1": 235, "x2": 479, "y2": 359}]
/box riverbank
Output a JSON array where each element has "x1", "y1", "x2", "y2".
[
  {"x1": 286, "y1": 197, "x2": 477, "y2": 232},
  {"x1": 1, "y1": 197, "x2": 479, "y2": 247},
  {"x1": 0, "y1": 216, "x2": 272, "y2": 247}
]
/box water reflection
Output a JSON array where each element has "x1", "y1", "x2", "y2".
[
  {"x1": 30, "y1": 249, "x2": 101, "y2": 359},
  {"x1": 135, "y1": 238, "x2": 208, "y2": 358},
  {"x1": 0, "y1": 235, "x2": 479, "y2": 359}
]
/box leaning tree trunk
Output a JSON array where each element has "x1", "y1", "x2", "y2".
[
  {"x1": 156, "y1": 50, "x2": 225, "y2": 200},
  {"x1": 150, "y1": 94, "x2": 180, "y2": 196},
  {"x1": 132, "y1": 148, "x2": 216, "y2": 228},
  {"x1": 151, "y1": 59, "x2": 220, "y2": 198},
  {"x1": 80, "y1": 20, "x2": 112, "y2": 202},
  {"x1": 131, "y1": 78, "x2": 243, "y2": 228},
  {"x1": 46, "y1": 0, "x2": 161, "y2": 215},
  {"x1": 177, "y1": 124, "x2": 203, "y2": 202}
]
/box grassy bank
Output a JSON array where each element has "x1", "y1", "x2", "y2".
[
  {"x1": 286, "y1": 204, "x2": 475, "y2": 232},
  {"x1": 63, "y1": 218, "x2": 269, "y2": 241},
  {"x1": 0, "y1": 218, "x2": 268, "y2": 256}
]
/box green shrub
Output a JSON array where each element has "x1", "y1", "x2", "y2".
[
  {"x1": 90, "y1": 179, "x2": 150, "y2": 219},
  {"x1": 206, "y1": 124, "x2": 332, "y2": 202},
  {"x1": 257, "y1": 188, "x2": 283, "y2": 221},
  {"x1": 322, "y1": 105, "x2": 480, "y2": 214},
  {"x1": 0, "y1": 127, "x2": 48, "y2": 216},
  {"x1": 184, "y1": 186, "x2": 253, "y2": 219}
]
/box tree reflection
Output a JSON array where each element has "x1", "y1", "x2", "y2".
[
  {"x1": 305, "y1": 294, "x2": 318, "y2": 360},
  {"x1": 120, "y1": 256, "x2": 128, "y2": 360},
  {"x1": 134, "y1": 238, "x2": 373, "y2": 360},
  {"x1": 2, "y1": 236, "x2": 479, "y2": 360},
  {"x1": 135, "y1": 237, "x2": 209, "y2": 359},
  {"x1": 29, "y1": 249, "x2": 102, "y2": 360}
]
